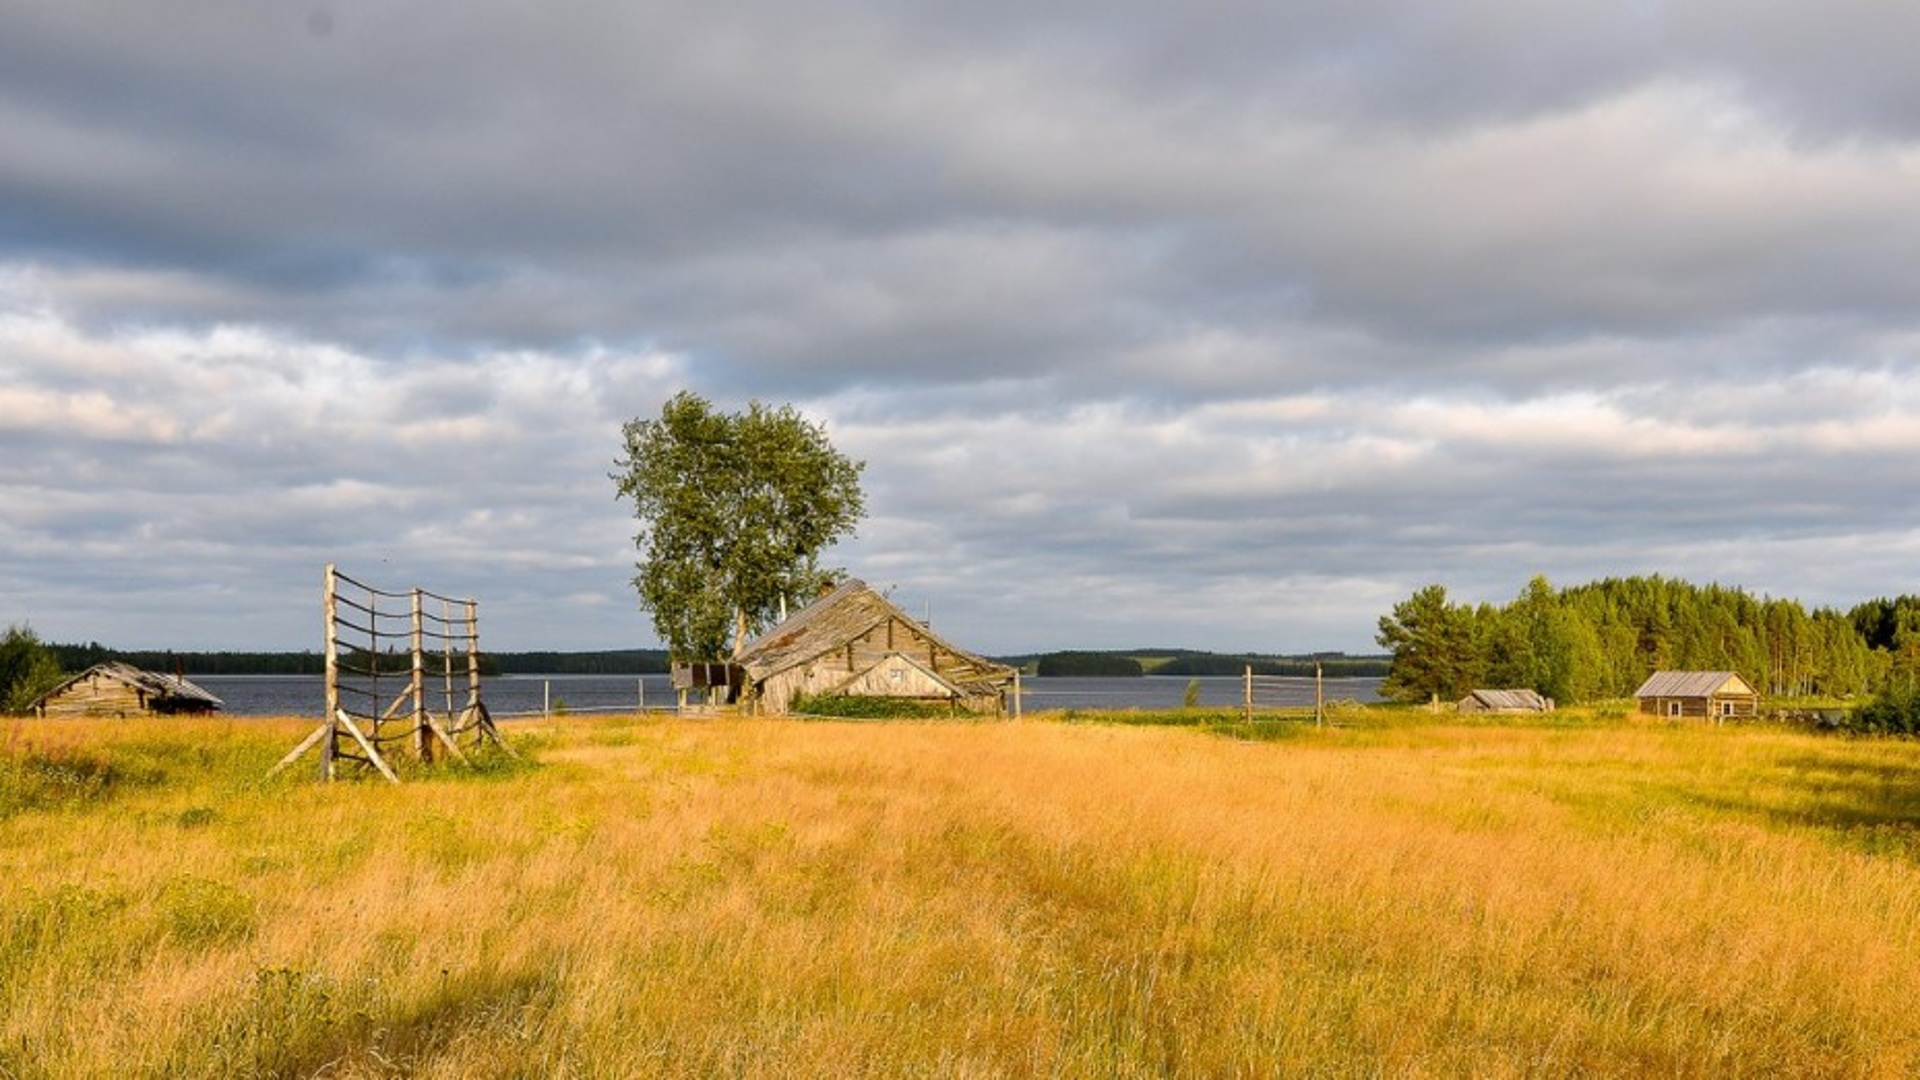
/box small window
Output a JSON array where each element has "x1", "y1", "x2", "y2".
[
  {"x1": 1720, "y1": 700, "x2": 1735, "y2": 717},
  {"x1": 1668, "y1": 700, "x2": 1682, "y2": 718}
]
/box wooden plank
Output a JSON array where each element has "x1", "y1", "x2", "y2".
[
  {"x1": 336, "y1": 709, "x2": 402, "y2": 784},
  {"x1": 265, "y1": 722, "x2": 332, "y2": 779}
]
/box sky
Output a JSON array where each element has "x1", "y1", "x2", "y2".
[{"x1": 4, "y1": 2, "x2": 1920, "y2": 656}]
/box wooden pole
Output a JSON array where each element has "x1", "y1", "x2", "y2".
[
  {"x1": 442, "y1": 597, "x2": 456, "y2": 716},
  {"x1": 322, "y1": 564, "x2": 339, "y2": 782},
  {"x1": 1315, "y1": 661, "x2": 1324, "y2": 727},
  {"x1": 1012, "y1": 669, "x2": 1022, "y2": 720},
  {"x1": 1243, "y1": 665, "x2": 1253, "y2": 725},
  {"x1": 412, "y1": 588, "x2": 430, "y2": 762},
  {"x1": 465, "y1": 597, "x2": 481, "y2": 715}
]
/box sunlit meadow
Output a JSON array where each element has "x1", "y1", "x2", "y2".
[{"x1": 5, "y1": 708, "x2": 1920, "y2": 1077}]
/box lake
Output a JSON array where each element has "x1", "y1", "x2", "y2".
[{"x1": 192, "y1": 673, "x2": 1385, "y2": 717}]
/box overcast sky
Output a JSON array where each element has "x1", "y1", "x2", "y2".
[{"x1": 4, "y1": 2, "x2": 1919, "y2": 656}]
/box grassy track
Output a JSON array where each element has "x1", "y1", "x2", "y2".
[{"x1": 4, "y1": 710, "x2": 1920, "y2": 1077}]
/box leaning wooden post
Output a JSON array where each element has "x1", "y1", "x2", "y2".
[
  {"x1": 412, "y1": 588, "x2": 430, "y2": 763},
  {"x1": 322, "y1": 564, "x2": 339, "y2": 782},
  {"x1": 1012, "y1": 669, "x2": 1022, "y2": 720}
]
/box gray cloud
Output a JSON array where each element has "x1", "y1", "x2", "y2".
[{"x1": 4, "y1": 2, "x2": 1919, "y2": 654}]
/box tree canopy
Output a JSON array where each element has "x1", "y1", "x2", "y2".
[
  {"x1": 1376, "y1": 584, "x2": 1481, "y2": 704},
  {"x1": 613, "y1": 392, "x2": 865, "y2": 661},
  {"x1": 0, "y1": 625, "x2": 64, "y2": 715},
  {"x1": 1377, "y1": 575, "x2": 1884, "y2": 705}
]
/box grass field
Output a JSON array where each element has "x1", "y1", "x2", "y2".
[{"x1": 5, "y1": 708, "x2": 1920, "y2": 1077}]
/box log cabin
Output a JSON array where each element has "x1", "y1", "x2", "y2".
[
  {"x1": 33, "y1": 662, "x2": 224, "y2": 718},
  {"x1": 733, "y1": 579, "x2": 1014, "y2": 716},
  {"x1": 1634, "y1": 670, "x2": 1758, "y2": 721}
]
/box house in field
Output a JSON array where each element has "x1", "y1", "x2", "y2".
[
  {"x1": 733, "y1": 579, "x2": 1015, "y2": 716},
  {"x1": 1457, "y1": 688, "x2": 1554, "y2": 714},
  {"x1": 33, "y1": 662, "x2": 224, "y2": 719},
  {"x1": 1634, "y1": 670, "x2": 1758, "y2": 721}
]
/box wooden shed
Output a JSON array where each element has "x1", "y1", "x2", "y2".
[
  {"x1": 734, "y1": 579, "x2": 1014, "y2": 716},
  {"x1": 1458, "y1": 688, "x2": 1553, "y2": 714},
  {"x1": 1634, "y1": 671, "x2": 1758, "y2": 721},
  {"x1": 33, "y1": 662, "x2": 224, "y2": 719}
]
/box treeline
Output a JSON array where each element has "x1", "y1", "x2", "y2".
[
  {"x1": 1018, "y1": 650, "x2": 1391, "y2": 678},
  {"x1": 48, "y1": 643, "x2": 329, "y2": 675},
  {"x1": 1377, "y1": 575, "x2": 1905, "y2": 706},
  {"x1": 491, "y1": 650, "x2": 669, "y2": 675},
  {"x1": 1150, "y1": 653, "x2": 1391, "y2": 678},
  {"x1": 42, "y1": 643, "x2": 671, "y2": 677}
]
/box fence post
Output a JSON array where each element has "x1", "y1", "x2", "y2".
[
  {"x1": 412, "y1": 588, "x2": 430, "y2": 762},
  {"x1": 1316, "y1": 661, "x2": 1324, "y2": 727},
  {"x1": 1243, "y1": 665, "x2": 1253, "y2": 724},
  {"x1": 465, "y1": 598, "x2": 481, "y2": 713},
  {"x1": 322, "y1": 564, "x2": 338, "y2": 781}
]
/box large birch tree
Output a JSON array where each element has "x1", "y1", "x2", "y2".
[{"x1": 613, "y1": 392, "x2": 865, "y2": 661}]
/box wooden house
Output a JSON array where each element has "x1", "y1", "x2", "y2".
[
  {"x1": 1634, "y1": 671, "x2": 1758, "y2": 721},
  {"x1": 33, "y1": 662, "x2": 224, "y2": 719},
  {"x1": 1457, "y1": 688, "x2": 1553, "y2": 714},
  {"x1": 733, "y1": 579, "x2": 1014, "y2": 716}
]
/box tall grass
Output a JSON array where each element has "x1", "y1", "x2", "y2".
[{"x1": 4, "y1": 711, "x2": 1920, "y2": 1076}]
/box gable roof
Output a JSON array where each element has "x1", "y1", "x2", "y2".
[
  {"x1": 37, "y1": 662, "x2": 225, "y2": 711},
  {"x1": 1633, "y1": 671, "x2": 1756, "y2": 699},
  {"x1": 735, "y1": 578, "x2": 1009, "y2": 685},
  {"x1": 1462, "y1": 688, "x2": 1550, "y2": 711}
]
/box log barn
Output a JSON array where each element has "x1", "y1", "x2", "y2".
[
  {"x1": 1634, "y1": 670, "x2": 1758, "y2": 721},
  {"x1": 33, "y1": 662, "x2": 224, "y2": 718},
  {"x1": 734, "y1": 579, "x2": 1014, "y2": 716}
]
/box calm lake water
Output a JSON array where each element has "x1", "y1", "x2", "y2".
[{"x1": 193, "y1": 673, "x2": 1384, "y2": 718}]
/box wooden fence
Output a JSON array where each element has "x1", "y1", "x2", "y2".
[{"x1": 269, "y1": 564, "x2": 508, "y2": 782}]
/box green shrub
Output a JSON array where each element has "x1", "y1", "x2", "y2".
[
  {"x1": 789, "y1": 694, "x2": 959, "y2": 720},
  {"x1": 1842, "y1": 687, "x2": 1920, "y2": 737}
]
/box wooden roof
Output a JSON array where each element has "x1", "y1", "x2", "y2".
[
  {"x1": 1633, "y1": 671, "x2": 1756, "y2": 699},
  {"x1": 37, "y1": 661, "x2": 225, "y2": 711},
  {"x1": 735, "y1": 579, "x2": 1011, "y2": 686},
  {"x1": 1461, "y1": 688, "x2": 1550, "y2": 711}
]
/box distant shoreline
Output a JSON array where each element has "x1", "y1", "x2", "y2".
[{"x1": 46, "y1": 644, "x2": 1390, "y2": 679}]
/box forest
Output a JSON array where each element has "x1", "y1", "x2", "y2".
[{"x1": 1376, "y1": 574, "x2": 1920, "y2": 705}]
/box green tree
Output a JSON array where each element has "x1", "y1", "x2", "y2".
[
  {"x1": 613, "y1": 392, "x2": 866, "y2": 661},
  {"x1": 0, "y1": 624, "x2": 65, "y2": 714},
  {"x1": 1376, "y1": 584, "x2": 1480, "y2": 704}
]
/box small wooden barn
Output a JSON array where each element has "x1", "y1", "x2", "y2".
[
  {"x1": 734, "y1": 579, "x2": 1015, "y2": 716},
  {"x1": 1457, "y1": 688, "x2": 1554, "y2": 714},
  {"x1": 1634, "y1": 670, "x2": 1758, "y2": 721},
  {"x1": 33, "y1": 662, "x2": 224, "y2": 719}
]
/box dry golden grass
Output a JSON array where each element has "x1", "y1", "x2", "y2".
[{"x1": 5, "y1": 710, "x2": 1920, "y2": 1076}]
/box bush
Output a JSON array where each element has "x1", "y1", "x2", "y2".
[
  {"x1": 1843, "y1": 687, "x2": 1920, "y2": 736},
  {"x1": 789, "y1": 694, "x2": 962, "y2": 720}
]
